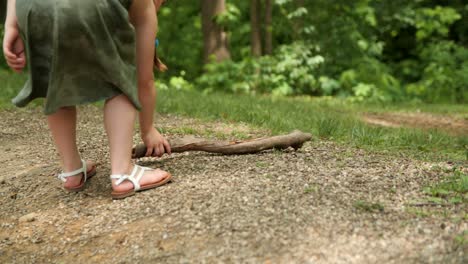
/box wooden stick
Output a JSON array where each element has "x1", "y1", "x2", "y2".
[{"x1": 132, "y1": 130, "x2": 312, "y2": 158}]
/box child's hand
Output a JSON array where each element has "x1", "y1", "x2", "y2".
[
  {"x1": 141, "y1": 127, "x2": 171, "y2": 157},
  {"x1": 3, "y1": 26, "x2": 26, "y2": 73},
  {"x1": 154, "y1": 57, "x2": 168, "y2": 72}
]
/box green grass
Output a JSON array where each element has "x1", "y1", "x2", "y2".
[
  {"x1": 353, "y1": 200, "x2": 385, "y2": 213},
  {"x1": 156, "y1": 89, "x2": 467, "y2": 162},
  {"x1": 303, "y1": 185, "x2": 318, "y2": 194},
  {"x1": 405, "y1": 208, "x2": 431, "y2": 218},
  {"x1": 0, "y1": 71, "x2": 466, "y2": 162},
  {"x1": 454, "y1": 231, "x2": 468, "y2": 247},
  {"x1": 351, "y1": 100, "x2": 468, "y2": 117},
  {"x1": 423, "y1": 169, "x2": 468, "y2": 205},
  {"x1": 158, "y1": 126, "x2": 251, "y2": 140},
  {"x1": 0, "y1": 70, "x2": 28, "y2": 108}
]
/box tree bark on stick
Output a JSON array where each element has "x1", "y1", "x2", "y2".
[
  {"x1": 132, "y1": 130, "x2": 312, "y2": 158},
  {"x1": 201, "y1": 0, "x2": 231, "y2": 63}
]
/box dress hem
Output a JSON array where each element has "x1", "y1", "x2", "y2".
[{"x1": 12, "y1": 92, "x2": 142, "y2": 115}]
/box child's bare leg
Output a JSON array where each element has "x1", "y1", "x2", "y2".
[
  {"x1": 104, "y1": 94, "x2": 168, "y2": 192},
  {"x1": 47, "y1": 106, "x2": 94, "y2": 188},
  {"x1": 104, "y1": 94, "x2": 135, "y2": 188}
]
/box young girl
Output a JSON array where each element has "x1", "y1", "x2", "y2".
[{"x1": 3, "y1": 0, "x2": 172, "y2": 199}]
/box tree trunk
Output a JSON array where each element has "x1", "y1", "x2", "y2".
[
  {"x1": 264, "y1": 0, "x2": 273, "y2": 55},
  {"x1": 250, "y1": 0, "x2": 262, "y2": 57},
  {"x1": 201, "y1": 0, "x2": 231, "y2": 63}
]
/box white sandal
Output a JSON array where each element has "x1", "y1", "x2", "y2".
[
  {"x1": 57, "y1": 159, "x2": 97, "y2": 192},
  {"x1": 110, "y1": 165, "x2": 172, "y2": 199}
]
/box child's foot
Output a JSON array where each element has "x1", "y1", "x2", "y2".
[
  {"x1": 111, "y1": 165, "x2": 170, "y2": 193},
  {"x1": 62, "y1": 161, "x2": 97, "y2": 189}
]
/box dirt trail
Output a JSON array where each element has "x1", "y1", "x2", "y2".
[
  {"x1": 0, "y1": 106, "x2": 466, "y2": 263},
  {"x1": 362, "y1": 112, "x2": 468, "y2": 136}
]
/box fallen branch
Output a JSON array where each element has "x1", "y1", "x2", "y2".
[{"x1": 132, "y1": 130, "x2": 312, "y2": 159}]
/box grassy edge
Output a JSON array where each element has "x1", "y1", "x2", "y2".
[
  {"x1": 157, "y1": 89, "x2": 467, "y2": 163},
  {"x1": 0, "y1": 70, "x2": 466, "y2": 162}
]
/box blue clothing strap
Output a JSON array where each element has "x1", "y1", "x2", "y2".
[{"x1": 155, "y1": 38, "x2": 160, "y2": 48}]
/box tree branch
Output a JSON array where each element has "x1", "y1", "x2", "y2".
[{"x1": 132, "y1": 130, "x2": 312, "y2": 158}]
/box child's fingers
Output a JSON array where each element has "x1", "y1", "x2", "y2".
[
  {"x1": 3, "y1": 34, "x2": 19, "y2": 60},
  {"x1": 157, "y1": 145, "x2": 164, "y2": 156},
  {"x1": 3, "y1": 38, "x2": 17, "y2": 59},
  {"x1": 7, "y1": 59, "x2": 22, "y2": 67},
  {"x1": 3, "y1": 29, "x2": 26, "y2": 72},
  {"x1": 3, "y1": 45, "x2": 17, "y2": 60},
  {"x1": 7, "y1": 60, "x2": 24, "y2": 71},
  {"x1": 17, "y1": 49, "x2": 26, "y2": 60},
  {"x1": 9, "y1": 63, "x2": 23, "y2": 72},
  {"x1": 152, "y1": 145, "x2": 163, "y2": 157},
  {"x1": 145, "y1": 146, "x2": 154, "y2": 157},
  {"x1": 11, "y1": 67, "x2": 24, "y2": 73},
  {"x1": 13, "y1": 60, "x2": 26, "y2": 71},
  {"x1": 7, "y1": 55, "x2": 25, "y2": 64},
  {"x1": 7, "y1": 57, "x2": 25, "y2": 70},
  {"x1": 163, "y1": 140, "x2": 171, "y2": 155},
  {"x1": 18, "y1": 53, "x2": 26, "y2": 68}
]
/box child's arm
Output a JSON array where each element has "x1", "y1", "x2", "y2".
[
  {"x1": 5, "y1": 0, "x2": 17, "y2": 28},
  {"x1": 3, "y1": 0, "x2": 26, "y2": 72},
  {"x1": 129, "y1": 0, "x2": 171, "y2": 157}
]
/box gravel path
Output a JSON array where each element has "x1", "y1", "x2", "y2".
[{"x1": 0, "y1": 106, "x2": 466, "y2": 263}]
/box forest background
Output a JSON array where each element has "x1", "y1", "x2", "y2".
[{"x1": 0, "y1": 0, "x2": 467, "y2": 104}]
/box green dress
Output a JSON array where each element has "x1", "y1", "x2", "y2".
[{"x1": 13, "y1": 0, "x2": 141, "y2": 115}]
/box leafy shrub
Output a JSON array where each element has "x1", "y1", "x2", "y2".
[
  {"x1": 339, "y1": 58, "x2": 402, "y2": 102},
  {"x1": 406, "y1": 41, "x2": 468, "y2": 103},
  {"x1": 197, "y1": 42, "x2": 331, "y2": 96},
  {"x1": 197, "y1": 40, "x2": 405, "y2": 103}
]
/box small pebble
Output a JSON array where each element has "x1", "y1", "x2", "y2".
[{"x1": 19, "y1": 213, "x2": 38, "y2": 223}]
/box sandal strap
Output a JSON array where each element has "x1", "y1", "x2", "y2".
[
  {"x1": 57, "y1": 159, "x2": 87, "y2": 182},
  {"x1": 110, "y1": 165, "x2": 153, "y2": 191}
]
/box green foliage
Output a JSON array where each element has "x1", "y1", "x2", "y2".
[
  {"x1": 191, "y1": 0, "x2": 468, "y2": 103},
  {"x1": 167, "y1": 71, "x2": 194, "y2": 91},
  {"x1": 1, "y1": 0, "x2": 467, "y2": 104},
  {"x1": 0, "y1": 25, "x2": 8, "y2": 70},
  {"x1": 156, "y1": 1, "x2": 204, "y2": 80},
  {"x1": 413, "y1": 6, "x2": 462, "y2": 41},
  {"x1": 214, "y1": 3, "x2": 241, "y2": 28},
  {"x1": 0, "y1": 70, "x2": 27, "y2": 107},
  {"x1": 407, "y1": 41, "x2": 468, "y2": 103},
  {"x1": 339, "y1": 58, "x2": 402, "y2": 102},
  {"x1": 454, "y1": 231, "x2": 468, "y2": 247},
  {"x1": 198, "y1": 43, "x2": 405, "y2": 102},
  {"x1": 197, "y1": 42, "x2": 327, "y2": 96}
]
